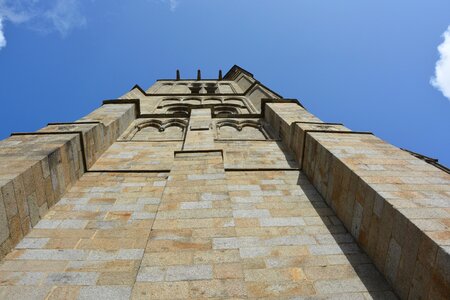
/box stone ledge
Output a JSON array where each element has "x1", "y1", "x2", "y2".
[
  {"x1": 289, "y1": 122, "x2": 351, "y2": 168},
  {"x1": 102, "y1": 99, "x2": 141, "y2": 117},
  {"x1": 38, "y1": 123, "x2": 105, "y2": 169},
  {"x1": 264, "y1": 102, "x2": 323, "y2": 145},
  {"x1": 174, "y1": 149, "x2": 223, "y2": 159}
]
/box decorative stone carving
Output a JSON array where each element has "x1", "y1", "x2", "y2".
[
  {"x1": 122, "y1": 119, "x2": 188, "y2": 141},
  {"x1": 215, "y1": 119, "x2": 268, "y2": 140}
]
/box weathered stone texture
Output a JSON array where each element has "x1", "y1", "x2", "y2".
[
  {"x1": 90, "y1": 141, "x2": 181, "y2": 171},
  {"x1": 216, "y1": 140, "x2": 298, "y2": 169}
]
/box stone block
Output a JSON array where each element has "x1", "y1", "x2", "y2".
[
  {"x1": 78, "y1": 286, "x2": 132, "y2": 300},
  {"x1": 21, "y1": 216, "x2": 31, "y2": 236},
  {"x1": 429, "y1": 247, "x2": 450, "y2": 299},
  {"x1": 132, "y1": 282, "x2": 189, "y2": 299},
  {"x1": 44, "y1": 176, "x2": 55, "y2": 207},
  {"x1": 19, "y1": 249, "x2": 89, "y2": 260},
  {"x1": 47, "y1": 286, "x2": 80, "y2": 300},
  {"x1": 32, "y1": 163, "x2": 47, "y2": 207},
  {"x1": 313, "y1": 278, "x2": 368, "y2": 294},
  {"x1": 0, "y1": 286, "x2": 52, "y2": 299},
  {"x1": 48, "y1": 149, "x2": 62, "y2": 196},
  {"x1": 22, "y1": 166, "x2": 36, "y2": 197},
  {"x1": 8, "y1": 214, "x2": 23, "y2": 245},
  {"x1": 0, "y1": 191, "x2": 9, "y2": 244},
  {"x1": 374, "y1": 202, "x2": 395, "y2": 272},
  {"x1": 259, "y1": 217, "x2": 305, "y2": 227},
  {"x1": 26, "y1": 193, "x2": 40, "y2": 226},
  {"x1": 417, "y1": 234, "x2": 438, "y2": 268},
  {"x1": 41, "y1": 157, "x2": 50, "y2": 179},
  {"x1": 1, "y1": 180, "x2": 18, "y2": 220},
  {"x1": 16, "y1": 237, "x2": 50, "y2": 249},
  {"x1": 166, "y1": 264, "x2": 213, "y2": 281},
  {"x1": 0, "y1": 238, "x2": 12, "y2": 258},
  {"x1": 351, "y1": 201, "x2": 363, "y2": 238},
  {"x1": 395, "y1": 222, "x2": 421, "y2": 299},
  {"x1": 409, "y1": 260, "x2": 432, "y2": 299},
  {"x1": 384, "y1": 238, "x2": 401, "y2": 285},
  {"x1": 290, "y1": 122, "x2": 350, "y2": 167},
  {"x1": 45, "y1": 272, "x2": 98, "y2": 285},
  {"x1": 341, "y1": 173, "x2": 358, "y2": 228},
  {"x1": 12, "y1": 176, "x2": 28, "y2": 220}
]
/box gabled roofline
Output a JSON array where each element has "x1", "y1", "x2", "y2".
[
  {"x1": 222, "y1": 65, "x2": 282, "y2": 98},
  {"x1": 130, "y1": 84, "x2": 147, "y2": 95},
  {"x1": 244, "y1": 80, "x2": 283, "y2": 99},
  {"x1": 223, "y1": 65, "x2": 254, "y2": 80}
]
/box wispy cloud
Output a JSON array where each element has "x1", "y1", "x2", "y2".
[
  {"x1": 0, "y1": 0, "x2": 86, "y2": 50},
  {"x1": 168, "y1": 0, "x2": 179, "y2": 11},
  {"x1": 44, "y1": 0, "x2": 86, "y2": 36},
  {"x1": 0, "y1": 17, "x2": 6, "y2": 49},
  {"x1": 431, "y1": 26, "x2": 450, "y2": 101},
  {"x1": 157, "y1": 0, "x2": 179, "y2": 11}
]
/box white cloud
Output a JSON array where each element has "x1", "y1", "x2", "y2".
[
  {"x1": 431, "y1": 26, "x2": 450, "y2": 101},
  {"x1": 0, "y1": 0, "x2": 86, "y2": 50},
  {"x1": 0, "y1": 17, "x2": 6, "y2": 49}
]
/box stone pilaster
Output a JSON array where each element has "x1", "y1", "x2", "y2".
[{"x1": 183, "y1": 109, "x2": 215, "y2": 151}]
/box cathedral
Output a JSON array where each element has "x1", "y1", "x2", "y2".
[{"x1": 0, "y1": 65, "x2": 448, "y2": 299}]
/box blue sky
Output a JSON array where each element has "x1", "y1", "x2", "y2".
[{"x1": 0, "y1": 0, "x2": 449, "y2": 166}]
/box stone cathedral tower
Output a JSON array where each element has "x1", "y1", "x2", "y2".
[{"x1": 0, "y1": 65, "x2": 448, "y2": 299}]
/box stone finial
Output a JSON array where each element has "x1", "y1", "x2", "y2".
[
  {"x1": 197, "y1": 70, "x2": 201, "y2": 81},
  {"x1": 176, "y1": 70, "x2": 180, "y2": 80},
  {"x1": 218, "y1": 70, "x2": 223, "y2": 80}
]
